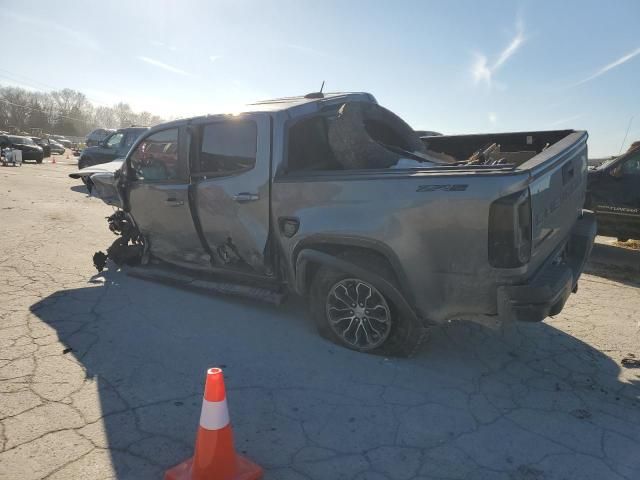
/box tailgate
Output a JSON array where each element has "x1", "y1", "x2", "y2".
[{"x1": 524, "y1": 131, "x2": 588, "y2": 268}]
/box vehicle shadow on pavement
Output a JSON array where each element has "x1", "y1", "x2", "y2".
[
  {"x1": 29, "y1": 268, "x2": 640, "y2": 480},
  {"x1": 69, "y1": 185, "x2": 89, "y2": 194},
  {"x1": 586, "y1": 244, "x2": 640, "y2": 288}
]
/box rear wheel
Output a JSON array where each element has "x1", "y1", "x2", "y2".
[
  {"x1": 309, "y1": 260, "x2": 427, "y2": 356},
  {"x1": 36, "y1": 155, "x2": 43, "y2": 164}
]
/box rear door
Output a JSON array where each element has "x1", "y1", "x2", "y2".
[
  {"x1": 190, "y1": 114, "x2": 272, "y2": 275},
  {"x1": 126, "y1": 126, "x2": 209, "y2": 267}
]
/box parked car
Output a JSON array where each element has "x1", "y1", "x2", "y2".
[
  {"x1": 50, "y1": 135, "x2": 72, "y2": 148},
  {"x1": 31, "y1": 137, "x2": 51, "y2": 158},
  {"x1": 85, "y1": 128, "x2": 116, "y2": 147},
  {"x1": 85, "y1": 92, "x2": 596, "y2": 356},
  {"x1": 78, "y1": 127, "x2": 148, "y2": 170},
  {"x1": 47, "y1": 139, "x2": 66, "y2": 155},
  {"x1": 585, "y1": 143, "x2": 640, "y2": 241},
  {"x1": 0, "y1": 135, "x2": 44, "y2": 163}
]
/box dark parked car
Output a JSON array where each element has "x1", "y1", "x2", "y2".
[
  {"x1": 47, "y1": 139, "x2": 66, "y2": 155},
  {"x1": 0, "y1": 135, "x2": 44, "y2": 163},
  {"x1": 31, "y1": 137, "x2": 51, "y2": 158},
  {"x1": 51, "y1": 135, "x2": 72, "y2": 148},
  {"x1": 78, "y1": 127, "x2": 148, "y2": 169},
  {"x1": 586, "y1": 143, "x2": 640, "y2": 241},
  {"x1": 86, "y1": 128, "x2": 116, "y2": 147}
]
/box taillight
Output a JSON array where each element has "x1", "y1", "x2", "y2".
[{"x1": 488, "y1": 189, "x2": 532, "y2": 268}]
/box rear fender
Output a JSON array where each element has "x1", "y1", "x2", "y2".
[{"x1": 295, "y1": 249, "x2": 423, "y2": 326}]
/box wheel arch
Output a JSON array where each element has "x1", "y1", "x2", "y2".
[{"x1": 292, "y1": 236, "x2": 423, "y2": 325}]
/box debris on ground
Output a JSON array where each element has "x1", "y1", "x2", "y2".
[
  {"x1": 570, "y1": 409, "x2": 592, "y2": 419},
  {"x1": 621, "y1": 354, "x2": 640, "y2": 368},
  {"x1": 93, "y1": 251, "x2": 108, "y2": 272}
]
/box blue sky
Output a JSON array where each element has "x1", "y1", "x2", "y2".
[{"x1": 1, "y1": 0, "x2": 639, "y2": 157}]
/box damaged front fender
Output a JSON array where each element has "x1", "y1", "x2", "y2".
[{"x1": 93, "y1": 210, "x2": 145, "y2": 272}]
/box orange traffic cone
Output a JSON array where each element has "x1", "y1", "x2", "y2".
[
  {"x1": 52, "y1": 156, "x2": 56, "y2": 164},
  {"x1": 164, "y1": 368, "x2": 263, "y2": 480}
]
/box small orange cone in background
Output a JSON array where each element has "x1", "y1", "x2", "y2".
[
  {"x1": 164, "y1": 368, "x2": 263, "y2": 480},
  {"x1": 51, "y1": 156, "x2": 56, "y2": 164}
]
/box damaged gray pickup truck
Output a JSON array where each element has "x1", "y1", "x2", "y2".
[{"x1": 88, "y1": 92, "x2": 597, "y2": 356}]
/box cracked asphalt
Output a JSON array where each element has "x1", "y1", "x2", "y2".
[{"x1": 1, "y1": 161, "x2": 639, "y2": 480}]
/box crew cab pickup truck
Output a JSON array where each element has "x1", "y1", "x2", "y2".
[
  {"x1": 86, "y1": 92, "x2": 596, "y2": 356},
  {"x1": 585, "y1": 143, "x2": 640, "y2": 241}
]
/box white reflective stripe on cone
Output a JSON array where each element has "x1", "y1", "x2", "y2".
[{"x1": 199, "y1": 397, "x2": 230, "y2": 431}]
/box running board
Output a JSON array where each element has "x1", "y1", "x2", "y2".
[{"x1": 127, "y1": 265, "x2": 286, "y2": 305}]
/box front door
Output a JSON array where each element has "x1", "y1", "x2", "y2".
[
  {"x1": 190, "y1": 114, "x2": 272, "y2": 276},
  {"x1": 126, "y1": 126, "x2": 209, "y2": 267},
  {"x1": 95, "y1": 131, "x2": 124, "y2": 164},
  {"x1": 591, "y1": 150, "x2": 640, "y2": 238}
]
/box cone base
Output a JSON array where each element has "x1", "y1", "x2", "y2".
[{"x1": 164, "y1": 454, "x2": 263, "y2": 480}]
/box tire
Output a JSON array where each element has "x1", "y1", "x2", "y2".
[
  {"x1": 36, "y1": 156, "x2": 43, "y2": 164},
  {"x1": 309, "y1": 255, "x2": 427, "y2": 357}
]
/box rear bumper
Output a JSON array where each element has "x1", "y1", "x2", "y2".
[
  {"x1": 497, "y1": 210, "x2": 597, "y2": 322},
  {"x1": 21, "y1": 150, "x2": 43, "y2": 160}
]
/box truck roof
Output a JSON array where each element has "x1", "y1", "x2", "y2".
[
  {"x1": 246, "y1": 92, "x2": 376, "y2": 112},
  {"x1": 145, "y1": 92, "x2": 377, "y2": 134}
]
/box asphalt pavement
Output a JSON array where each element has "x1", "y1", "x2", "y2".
[{"x1": 0, "y1": 161, "x2": 639, "y2": 480}]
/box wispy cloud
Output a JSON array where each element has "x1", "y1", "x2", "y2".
[
  {"x1": 547, "y1": 114, "x2": 583, "y2": 128},
  {"x1": 137, "y1": 56, "x2": 191, "y2": 76},
  {"x1": 2, "y1": 11, "x2": 99, "y2": 51},
  {"x1": 209, "y1": 55, "x2": 221, "y2": 63},
  {"x1": 472, "y1": 19, "x2": 525, "y2": 86},
  {"x1": 575, "y1": 46, "x2": 640, "y2": 86},
  {"x1": 275, "y1": 42, "x2": 332, "y2": 59},
  {"x1": 488, "y1": 112, "x2": 498, "y2": 124}
]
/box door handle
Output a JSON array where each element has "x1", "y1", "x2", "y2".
[
  {"x1": 165, "y1": 197, "x2": 185, "y2": 206},
  {"x1": 232, "y1": 192, "x2": 259, "y2": 203}
]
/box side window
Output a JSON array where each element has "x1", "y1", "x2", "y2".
[
  {"x1": 106, "y1": 133, "x2": 123, "y2": 148},
  {"x1": 129, "y1": 128, "x2": 181, "y2": 182},
  {"x1": 620, "y1": 153, "x2": 640, "y2": 176},
  {"x1": 199, "y1": 121, "x2": 256, "y2": 176},
  {"x1": 122, "y1": 132, "x2": 138, "y2": 150}
]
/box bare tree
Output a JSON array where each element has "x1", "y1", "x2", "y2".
[{"x1": 0, "y1": 84, "x2": 165, "y2": 136}]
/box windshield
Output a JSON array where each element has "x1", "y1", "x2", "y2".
[{"x1": 9, "y1": 136, "x2": 35, "y2": 145}]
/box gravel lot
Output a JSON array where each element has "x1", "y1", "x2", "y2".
[{"x1": 1, "y1": 160, "x2": 639, "y2": 480}]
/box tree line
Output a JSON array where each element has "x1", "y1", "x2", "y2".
[{"x1": 0, "y1": 84, "x2": 164, "y2": 137}]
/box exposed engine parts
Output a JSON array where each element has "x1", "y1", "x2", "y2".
[{"x1": 93, "y1": 210, "x2": 145, "y2": 272}]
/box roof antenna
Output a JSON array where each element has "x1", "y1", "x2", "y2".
[
  {"x1": 618, "y1": 115, "x2": 634, "y2": 155},
  {"x1": 304, "y1": 81, "x2": 325, "y2": 99}
]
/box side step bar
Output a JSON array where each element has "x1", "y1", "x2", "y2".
[{"x1": 127, "y1": 265, "x2": 286, "y2": 305}]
